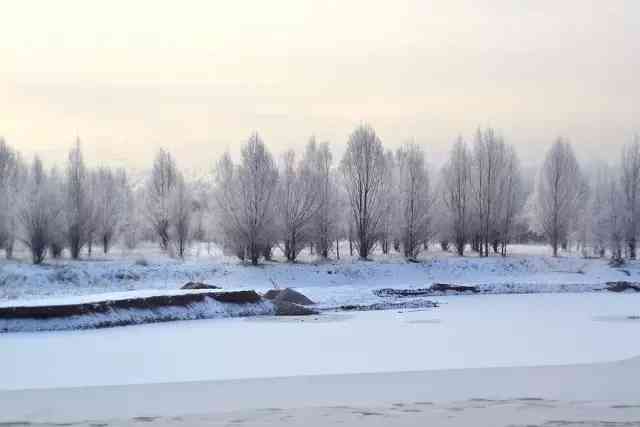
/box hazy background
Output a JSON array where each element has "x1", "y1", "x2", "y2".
[{"x1": 1, "y1": 0, "x2": 638, "y2": 171}]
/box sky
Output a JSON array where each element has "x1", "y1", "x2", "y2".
[{"x1": 1, "y1": 0, "x2": 638, "y2": 171}]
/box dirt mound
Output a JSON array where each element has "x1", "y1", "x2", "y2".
[
  {"x1": 264, "y1": 288, "x2": 315, "y2": 305},
  {"x1": 0, "y1": 290, "x2": 262, "y2": 320},
  {"x1": 181, "y1": 282, "x2": 221, "y2": 290}
]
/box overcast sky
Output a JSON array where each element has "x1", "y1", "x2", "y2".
[{"x1": 2, "y1": 0, "x2": 638, "y2": 171}]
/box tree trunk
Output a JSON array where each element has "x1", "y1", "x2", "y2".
[{"x1": 5, "y1": 240, "x2": 13, "y2": 259}]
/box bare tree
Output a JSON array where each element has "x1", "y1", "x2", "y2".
[
  {"x1": 145, "y1": 149, "x2": 178, "y2": 251},
  {"x1": 65, "y1": 140, "x2": 91, "y2": 259},
  {"x1": 213, "y1": 153, "x2": 244, "y2": 259},
  {"x1": 0, "y1": 139, "x2": 22, "y2": 258},
  {"x1": 379, "y1": 150, "x2": 396, "y2": 255},
  {"x1": 495, "y1": 145, "x2": 525, "y2": 256},
  {"x1": 588, "y1": 165, "x2": 608, "y2": 257},
  {"x1": 604, "y1": 164, "x2": 625, "y2": 260},
  {"x1": 48, "y1": 166, "x2": 67, "y2": 258},
  {"x1": 620, "y1": 134, "x2": 640, "y2": 259},
  {"x1": 471, "y1": 128, "x2": 508, "y2": 257},
  {"x1": 93, "y1": 167, "x2": 125, "y2": 254},
  {"x1": 440, "y1": 137, "x2": 472, "y2": 256},
  {"x1": 213, "y1": 133, "x2": 279, "y2": 265},
  {"x1": 170, "y1": 174, "x2": 192, "y2": 258},
  {"x1": 340, "y1": 124, "x2": 389, "y2": 259},
  {"x1": 310, "y1": 140, "x2": 338, "y2": 259},
  {"x1": 395, "y1": 142, "x2": 434, "y2": 259},
  {"x1": 534, "y1": 139, "x2": 583, "y2": 257},
  {"x1": 18, "y1": 157, "x2": 58, "y2": 264},
  {"x1": 571, "y1": 175, "x2": 591, "y2": 255},
  {"x1": 117, "y1": 172, "x2": 140, "y2": 250},
  {"x1": 276, "y1": 140, "x2": 321, "y2": 262}
]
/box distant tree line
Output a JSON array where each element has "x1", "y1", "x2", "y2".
[{"x1": 0, "y1": 125, "x2": 638, "y2": 265}]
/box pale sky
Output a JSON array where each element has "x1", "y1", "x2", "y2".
[{"x1": 1, "y1": 0, "x2": 638, "y2": 171}]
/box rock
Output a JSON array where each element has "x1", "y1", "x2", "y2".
[
  {"x1": 273, "y1": 300, "x2": 319, "y2": 316},
  {"x1": 181, "y1": 282, "x2": 221, "y2": 290},
  {"x1": 263, "y1": 288, "x2": 315, "y2": 305},
  {"x1": 606, "y1": 281, "x2": 640, "y2": 292}
]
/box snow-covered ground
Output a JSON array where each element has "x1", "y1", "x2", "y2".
[
  {"x1": 2, "y1": 244, "x2": 640, "y2": 425},
  {"x1": 0, "y1": 243, "x2": 636, "y2": 310},
  {"x1": 3, "y1": 292, "x2": 640, "y2": 391}
]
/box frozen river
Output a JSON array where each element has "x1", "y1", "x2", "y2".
[{"x1": 2, "y1": 292, "x2": 640, "y2": 391}]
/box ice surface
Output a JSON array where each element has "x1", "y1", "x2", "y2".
[{"x1": 2, "y1": 292, "x2": 639, "y2": 391}]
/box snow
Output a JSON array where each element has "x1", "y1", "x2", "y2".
[
  {"x1": 2, "y1": 292, "x2": 639, "y2": 391},
  {"x1": 1, "y1": 243, "x2": 636, "y2": 311},
  {"x1": 2, "y1": 245, "x2": 640, "y2": 423},
  {"x1": 4, "y1": 358, "x2": 640, "y2": 424}
]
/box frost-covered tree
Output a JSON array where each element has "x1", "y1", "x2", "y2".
[
  {"x1": 276, "y1": 140, "x2": 321, "y2": 262},
  {"x1": 120, "y1": 172, "x2": 140, "y2": 250},
  {"x1": 170, "y1": 174, "x2": 192, "y2": 258},
  {"x1": 189, "y1": 176, "x2": 213, "y2": 251},
  {"x1": 602, "y1": 164, "x2": 625, "y2": 260},
  {"x1": 48, "y1": 166, "x2": 67, "y2": 258},
  {"x1": 145, "y1": 149, "x2": 178, "y2": 251},
  {"x1": 0, "y1": 139, "x2": 22, "y2": 258},
  {"x1": 213, "y1": 133, "x2": 279, "y2": 265},
  {"x1": 18, "y1": 157, "x2": 59, "y2": 264},
  {"x1": 620, "y1": 134, "x2": 640, "y2": 259},
  {"x1": 534, "y1": 139, "x2": 583, "y2": 257},
  {"x1": 470, "y1": 128, "x2": 509, "y2": 257},
  {"x1": 340, "y1": 124, "x2": 389, "y2": 259},
  {"x1": 440, "y1": 137, "x2": 472, "y2": 256},
  {"x1": 588, "y1": 166, "x2": 607, "y2": 257},
  {"x1": 395, "y1": 142, "x2": 434, "y2": 259},
  {"x1": 93, "y1": 167, "x2": 126, "y2": 254},
  {"x1": 378, "y1": 150, "x2": 396, "y2": 255},
  {"x1": 495, "y1": 145, "x2": 525, "y2": 256},
  {"x1": 310, "y1": 140, "x2": 338, "y2": 259},
  {"x1": 64, "y1": 140, "x2": 91, "y2": 259},
  {"x1": 571, "y1": 175, "x2": 591, "y2": 255}
]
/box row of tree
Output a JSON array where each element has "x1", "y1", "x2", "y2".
[
  {"x1": 0, "y1": 140, "x2": 139, "y2": 263},
  {"x1": 0, "y1": 126, "x2": 638, "y2": 265}
]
